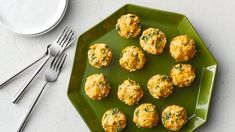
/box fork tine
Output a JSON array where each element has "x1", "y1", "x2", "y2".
[
  {"x1": 52, "y1": 53, "x2": 63, "y2": 70},
  {"x1": 61, "y1": 31, "x2": 74, "y2": 48},
  {"x1": 56, "y1": 54, "x2": 67, "y2": 71},
  {"x1": 58, "y1": 27, "x2": 72, "y2": 45},
  {"x1": 56, "y1": 26, "x2": 68, "y2": 43},
  {"x1": 50, "y1": 51, "x2": 60, "y2": 69},
  {"x1": 64, "y1": 31, "x2": 74, "y2": 47},
  {"x1": 65, "y1": 37, "x2": 76, "y2": 49},
  {"x1": 53, "y1": 53, "x2": 65, "y2": 71}
]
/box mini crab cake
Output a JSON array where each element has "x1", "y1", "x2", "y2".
[
  {"x1": 162, "y1": 105, "x2": 188, "y2": 131},
  {"x1": 84, "y1": 74, "x2": 110, "y2": 100},
  {"x1": 147, "y1": 74, "x2": 173, "y2": 99},
  {"x1": 170, "y1": 35, "x2": 196, "y2": 62},
  {"x1": 140, "y1": 28, "x2": 167, "y2": 55},
  {"x1": 117, "y1": 79, "x2": 143, "y2": 105},
  {"x1": 116, "y1": 14, "x2": 141, "y2": 39},
  {"x1": 170, "y1": 64, "x2": 196, "y2": 88},
  {"x1": 119, "y1": 46, "x2": 146, "y2": 72},
  {"x1": 102, "y1": 108, "x2": 126, "y2": 132},
  {"x1": 87, "y1": 43, "x2": 113, "y2": 68},
  {"x1": 133, "y1": 103, "x2": 159, "y2": 128}
]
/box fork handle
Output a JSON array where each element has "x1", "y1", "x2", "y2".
[
  {"x1": 17, "y1": 82, "x2": 48, "y2": 132},
  {"x1": 12, "y1": 55, "x2": 51, "y2": 104},
  {"x1": 0, "y1": 52, "x2": 47, "y2": 89}
]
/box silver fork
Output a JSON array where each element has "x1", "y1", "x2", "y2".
[
  {"x1": 17, "y1": 53, "x2": 67, "y2": 132},
  {"x1": 0, "y1": 27, "x2": 75, "y2": 89},
  {"x1": 12, "y1": 27, "x2": 74, "y2": 103}
]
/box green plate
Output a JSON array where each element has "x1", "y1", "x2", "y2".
[{"x1": 67, "y1": 4, "x2": 217, "y2": 132}]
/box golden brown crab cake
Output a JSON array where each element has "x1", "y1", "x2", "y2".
[
  {"x1": 170, "y1": 64, "x2": 196, "y2": 88},
  {"x1": 84, "y1": 73, "x2": 110, "y2": 100},
  {"x1": 162, "y1": 105, "x2": 188, "y2": 131},
  {"x1": 133, "y1": 103, "x2": 159, "y2": 128},
  {"x1": 117, "y1": 79, "x2": 143, "y2": 105},
  {"x1": 170, "y1": 35, "x2": 196, "y2": 62},
  {"x1": 147, "y1": 74, "x2": 173, "y2": 99},
  {"x1": 119, "y1": 46, "x2": 146, "y2": 72},
  {"x1": 87, "y1": 43, "x2": 113, "y2": 68},
  {"x1": 102, "y1": 108, "x2": 126, "y2": 132},
  {"x1": 140, "y1": 28, "x2": 167, "y2": 55},
  {"x1": 116, "y1": 13, "x2": 141, "y2": 39}
]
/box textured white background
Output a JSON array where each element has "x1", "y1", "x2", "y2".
[{"x1": 0, "y1": 0, "x2": 234, "y2": 132}]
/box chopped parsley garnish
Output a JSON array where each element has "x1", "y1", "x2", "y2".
[
  {"x1": 144, "y1": 108, "x2": 151, "y2": 112},
  {"x1": 155, "y1": 85, "x2": 160, "y2": 89},
  {"x1": 161, "y1": 75, "x2": 169, "y2": 81},
  {"x1": 141, "y1": 35, "x2": 150, "y2": 41},
  {"x1": 128, "y1": 79, "x2": 135, "y2": 85},
  {"x1": 137, "y1": 22, "x2": 141, "y2": 28},
  {"x1": 120, "y1": 53, "x2": 123, "y2": 58},
  {"x1": 112, "y1": 108, "x2": 119, "y2": 115},
  {"x1": 98, "y1": 81, "x2": 105, "y2": 87},
  {"x1": 131, "y1": 46, "x2": 136, "y2": 49},
  {"x1": 127, "y1": 32, "x2": 133, "y2": 38},
  {"x1": 130, "y1": 15, "x2": 136, "y2": 18},
  {"x1": 103, "y1": 113, "x2": 108, "y2": 119},
  {"x1": 152, "y1": 30, "x2": 159, "y2": 36},
  {"x1": 141, "y1": 30, "x2": 159, "y2": 42},
  {"x1": 90, "y1": 54, "x2": 96, "y2": 61},
  {"x1": 144, "y1": 108, "x2": 147, "y2": 112},
  {"x1": 135, "y1": 110, "x2": 139, "y2": 116},
  {"x1": 116, "y1": 25, "x2": 120, "y2": 31},
  {"x1": 165, "y1": 112, "x2": 171, "y2": 120},
  {"x1": 116, "y1": 127, "x2": 122, "y2": 132},
  {"x1": 162, "y1": 112, "x2": 171, "y2": 123},
  {"x1": 136, "y1": 124, "x2": 142, "y2": 128},
  {"x1": 175, "y1": 64, "x2": 183, "y2": 71},
  {"x1": 101, "y1": 49, "x2": 106, "y2": 54}
]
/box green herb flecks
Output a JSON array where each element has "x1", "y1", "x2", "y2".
[
  {"x1": 98, "y1": 81, "x2": 105, "y2": 87},
  {"x1": 120, "y1": 52, "x2": 123, "y2": 58},
  {"x1": 162, "y1": 112, "x2": 171, "y2": 123},
  {"x1": 128, "y1": 79, "x2": 135, "y2": 85},
  {"x1": 116, "y1": 121, "x2": 123, "y2": 132},
  {"x1": 152, "y1": 29, "x2": 159, "y2": 36},
  {"x1": 175, "y1": 64, "x2": 183, "y2": 71},
  {"x1": 103, "y1": 113, "x2": 108, "y2": 119},
  {"x1": 141, "y1": 30, "x2": 159, "y2": 42},
  {"x1": 136, "y1": 124, "x2": 141, "y2": 128},
  {"x1": 127, "y1": 32, "x2": 133, "y2": 38},
  {"x1": 130, "y1": 15, "x2": 136, "y2": 18},
  {"x1": 137, "y1": 22, "x2": 141, "y2": 28},
  {"x1": 162, "y1": 75, "x2": 170, "y2": 81},
  {"x1": 112, "y1": 108, "x2": 119, "y2": 115},
  {"x1": 141, "y1": 34, "x2": 150, "y2": 42},
  {"x1": 155, "y1": 85, "x2": 160, "y2": 89},
  {"x1": 116, "y1": 25, "x2": 120, "y2": 31},
  {"x1": 91, "y1": 54, "x2": 96, "y2": 61},
  {"x1": 135, "y1": 110, "x2": 139, "y2": 116},
  {"x1": 116, "y1": 127, "x2": 122, "y2": 132},
  {"x1": 144, "y1": 108, "x2": 149, "y2": 112}
]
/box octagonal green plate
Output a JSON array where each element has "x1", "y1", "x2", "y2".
[{"x1": 67, "y1": 4, "x2": 217, "y2": 132}]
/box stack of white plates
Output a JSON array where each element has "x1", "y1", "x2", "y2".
[{"x1": 0, "y1": 0, "x2": 68, "y2": 36}]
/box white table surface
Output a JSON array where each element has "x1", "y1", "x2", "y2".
[{"x1": 0, "y1": 0, "x2": 234, "y2": 132}]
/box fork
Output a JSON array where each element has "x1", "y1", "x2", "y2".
[
  {"x1": 12, "y1": 27, "x2": 74, "y2": 103},
  {"x1": 0, "y1": 27, "x2": 75, "y2": 89},
  {"x1": 17, "y1": 53, "x2": 67, "y2": 132}
]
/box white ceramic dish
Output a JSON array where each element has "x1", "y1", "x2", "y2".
[{"x1": 0, "y1": 0, "x2": 68, "y2": 36}]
